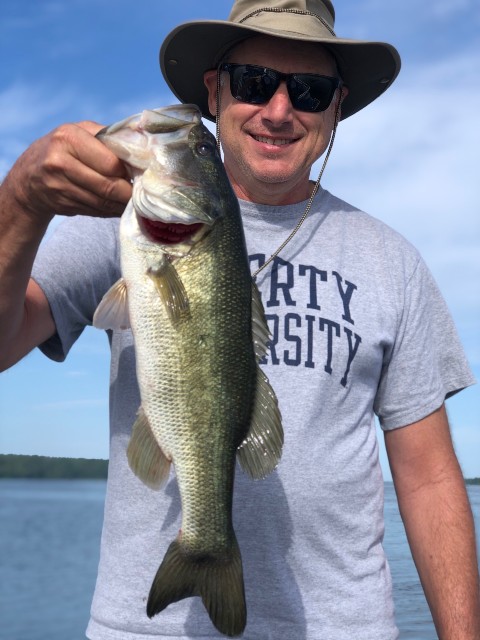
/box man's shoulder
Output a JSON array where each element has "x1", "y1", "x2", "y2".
[
  {"x1": 52, "y1": 214, "x2": 120, "y2": 235},
  {"x1": 320, "y1": 189, "x2": 420, "y2": 257}
]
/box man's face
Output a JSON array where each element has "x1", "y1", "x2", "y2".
[{"x1": 204, "y1": 35, "x2": 344, "y2": 205}]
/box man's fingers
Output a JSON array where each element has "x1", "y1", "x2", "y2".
[{"x1": 7, "y1": 122, "x2": 133, "y2": 220}]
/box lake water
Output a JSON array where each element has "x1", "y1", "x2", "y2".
[{"x1": 1, "y1": 479, "x2": 479, "y2": 639}]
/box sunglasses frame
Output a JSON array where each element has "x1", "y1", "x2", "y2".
[{"x1": 219, "y1": 63, "x2": 342, "y2": 113}]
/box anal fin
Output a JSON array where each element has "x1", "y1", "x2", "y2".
[{"x1": 127, "y1": 407, "x2": 171, "y2": 490}]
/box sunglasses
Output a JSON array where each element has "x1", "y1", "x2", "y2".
[{"x1": 219, "y1": 63, "x2": 342, "y2": 113}]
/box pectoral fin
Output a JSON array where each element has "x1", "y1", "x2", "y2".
[
  {"x1": 127, "y1": 407, "x2": 171, "y2": 490},
  {"x1": 148, "y1": 260, "x2": 190, "y2": 324},
  {"x1": 93, "y1": 278, "x2": 130, "y2": 330},
  {"x1": 237, "y1": 367, "x2": 283, "y2": 480}
]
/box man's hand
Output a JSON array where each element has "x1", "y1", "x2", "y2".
[
  {"x1": 0, "y1": 120, "x2": 132, "y2": 371},
  {"x1": 2, "y1": 120, "x2": 132, "y2": 224}
]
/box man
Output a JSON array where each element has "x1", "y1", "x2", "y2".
[{"x1": 0, "y1": 1, "x2": 479, "y2": 638}]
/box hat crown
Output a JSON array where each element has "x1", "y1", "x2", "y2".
[
  {"x1": 228, "y1": 0, "x2": 336, "y2": 31},
  {"x1": 160, "y1": 0, "x2": 401, "y2": 122}
]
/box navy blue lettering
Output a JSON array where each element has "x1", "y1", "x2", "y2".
[
  {"x1": 299, "y1": 265, "x2": 328, "y2": 310},
  {"x1": 304, "y1": 315, "x2": 316, "y2": 369},
  {"x1": 319, "y1": 318, "x2": 341, "y2": 375},
  {"x1": 249, "y1": 253, "x2": 266, "y2": 275},
  {"x1": 265, "y1": 314, "x2": 280, "y2": 365},
  {"x1": 332, "y1": 271, "x2": 357, "y2": 325},
  {"x1": 267, "y1": 257, "x2": 296, "y2": 308},
  {"x1": 248, "y1": 254, "x2": 364, "y2": 385},
  {"x1": 284, "y1": 313, "x2": 302, "y2": 366},
  {"x1": 341, "y1": 328, "x2": 362, "y2": 387}
]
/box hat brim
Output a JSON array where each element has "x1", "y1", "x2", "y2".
[{"x1": 160, "y1": 20, "x2": 401, "y2": 121}]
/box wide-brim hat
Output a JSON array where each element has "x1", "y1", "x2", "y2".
[{"x1": 160, "y1": 0, "x2": 401, "y2": 121}]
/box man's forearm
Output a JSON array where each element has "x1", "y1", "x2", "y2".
[
  {"x1": 386, "y1": 406, "x2": 480, "y2": 639},
  {"x1": 400, "y1": 466, "x2": 480, "y2": 638},
  {"x1": 0, "y1": 176, "x2": 53, "y2": 368}
]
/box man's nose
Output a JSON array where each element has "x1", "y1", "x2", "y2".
[{"x1": 260, "y1": 82, "x2": 294, "y2": 123}]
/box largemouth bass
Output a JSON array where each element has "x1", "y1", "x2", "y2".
[{"x1": 93, "y1": 105, "x2": 283, "y2": 637}]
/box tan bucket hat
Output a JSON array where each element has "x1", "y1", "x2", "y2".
[{"x1": 160, "y1": 0, "x2": 401, "y2": 121}]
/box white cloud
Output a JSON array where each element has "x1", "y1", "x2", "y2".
[
  {"x1": 317, "y1": 46, "x2": 480, "y2": 338},
  {"x1": 0, "y1": 79, "x2": 176, "y2": 183},
  {"x1": 0, "y1": 82, "x2": 76, "y2": 134},
  {"x1": 348, "y1": 0, "x2": 479, "y2": 25},
  {"x1": 0, "y1": 82, "x2": 80, "y2": 180},
  {"x1": 427, "y1": 0, "x2": 476, "y2": 20}
]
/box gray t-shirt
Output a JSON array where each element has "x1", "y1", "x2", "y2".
[{"x1": 32, "y1": 188, "x2": 474, "y2": 640}]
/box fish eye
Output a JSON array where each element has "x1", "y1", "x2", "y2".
[{"x1": 196, "y1": 140, "x2": 215, "y2": 157}]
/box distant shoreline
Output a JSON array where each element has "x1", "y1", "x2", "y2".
[
  {"x1": 1, "y1": 454, "x2": 479, "y2": 484},
  {"x1": 0, "y1": 454, "x2": 108, "y2": 479}
]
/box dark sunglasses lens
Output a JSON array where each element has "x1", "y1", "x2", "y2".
[
  {"x1": 225, "y1": 65, "x2": 338, "y2": 113},
  {"x1": 289, "y1": 75, "x2": 337, "y2": 112},
  {"x1": 230, "y1": 66, "x2": 278, "y2": 104}
]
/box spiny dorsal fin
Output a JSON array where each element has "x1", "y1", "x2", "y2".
[
  {"x1": 251, "y1": 281, "x2": 270, "y2": 360},
  {"x1": 148, "y1": 260, "x2": 190, "y2": 324},
  {"x1": 237, "y1": 367, "x2": 283, "y2": 480},
  {"x1": 127, "y1": 407, "x2": 171, "y2": 490},
  {"x1": 92, "y1": 278, "x2": 130, "y2": 330}
]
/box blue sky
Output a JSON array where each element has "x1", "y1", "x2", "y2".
[{"x1": 0, "y1": 0, "x2": 479, "y2": 480}]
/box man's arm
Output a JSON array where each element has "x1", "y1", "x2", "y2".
[
  {"x1": 0, "y1": 121, "x2": 131, "y2": 371},
  {"x1": 385, "y1": 404, "x2": 480, "y2": 639}
]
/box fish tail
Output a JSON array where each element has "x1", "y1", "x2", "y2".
[{"x1": 147, "y1": 537, "x2": 246, "y2": 637}]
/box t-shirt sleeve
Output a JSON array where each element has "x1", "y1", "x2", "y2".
[
  {"x1": 31, "y1": 215, "x2": 121, "y2": 362},
  {"x1": 374, "y1": 255, "x2": 475, "y2": 430}
]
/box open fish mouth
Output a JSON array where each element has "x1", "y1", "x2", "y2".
[{"x1": 138, "y1": 215, "x2": 205, "y2": 245}]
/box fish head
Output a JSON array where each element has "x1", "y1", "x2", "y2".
[
  {"x1": 98, "y1": 105, "x2": 233, "y2": 255},
  {"x1": 96, "y1": 105, "x2": 202, "y2": 175}
]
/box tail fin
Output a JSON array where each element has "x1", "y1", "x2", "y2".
[{"x1": 147, "y1": 538, "x2": 246, "y2": 637}]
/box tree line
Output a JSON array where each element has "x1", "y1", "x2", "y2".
[
  {"x1": 0, "y1": 454, "x2": 478, "y2": 483},
  {"x1": 0, "y1": 454, "x2": 108, "y2": 479}
]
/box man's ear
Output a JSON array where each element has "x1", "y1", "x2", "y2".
[{"x1": 203, "y1": 70, "x2": 218, "y2": 118}]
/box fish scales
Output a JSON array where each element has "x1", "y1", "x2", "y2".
[
  {"x1": 93, "y1": 105, "x2": 283, "y2": 637},
  {"x1": 125, "y1": 194, "x2": 255, "y2": 551}
]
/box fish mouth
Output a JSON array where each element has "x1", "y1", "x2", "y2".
[{"x1": 138, "y1": 215, "x2": 204, "y2": 245}]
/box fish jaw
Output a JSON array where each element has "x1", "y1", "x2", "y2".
[
  {"x1": 99, "y1": 105, "x2": 226, "y2": 253},
  {"x1": 128, "y1": 127, "x2": 229, "y2": 255},
  {"x1": 120, "y1": 187, "x2": 211, "y2": 259}
]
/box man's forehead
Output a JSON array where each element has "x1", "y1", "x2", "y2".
[{"x1": 227, "y1": 34, "x2": 337, "y2": 74}]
